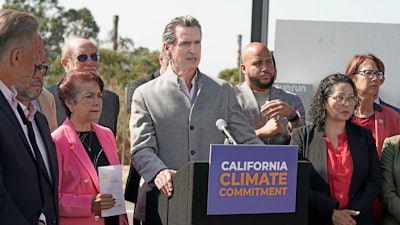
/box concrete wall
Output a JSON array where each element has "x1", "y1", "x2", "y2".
[{"x1": 273, "y1": 19, "x2": 400, "y2": 114}]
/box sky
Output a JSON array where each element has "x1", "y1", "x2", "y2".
[{"x1": 3, "y1": 0, "x2": 400, "y2": 76}]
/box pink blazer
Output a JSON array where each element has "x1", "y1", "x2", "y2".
[{"x1": 52, "y1": 118, "x2": 128, "y2": 225}]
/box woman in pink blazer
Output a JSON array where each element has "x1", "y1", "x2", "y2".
[{"x1": 52, "y1": 71, "x2": 128, "y2": 225}]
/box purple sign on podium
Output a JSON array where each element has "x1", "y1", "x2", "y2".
[{"x1": 207, "y1": 144, "x2": 298, "y2": 215}]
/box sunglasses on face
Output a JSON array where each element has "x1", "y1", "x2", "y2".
[{"x1": 72, "y1": 53, "x2": 100, "y2": 62}]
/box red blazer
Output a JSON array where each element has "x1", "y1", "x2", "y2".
[
  {"x1": 352, "y1": 103, "x2": 400, "y2": 158},
  {"x1": 373, "y1": 104, "x2": 400, "y2": 158},
  {"x1": 52, "y1": 118, "x2": 128, "y2": 225}
]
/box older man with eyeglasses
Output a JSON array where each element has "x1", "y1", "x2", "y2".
[{"x1": 46, "y1": 38, "x2": 120, "y2": 136}]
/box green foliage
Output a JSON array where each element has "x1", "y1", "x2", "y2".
[
  {"x1": 1, "y1": 0, "x2": 237, "y2": 163},
  {"x1": 62, "y1": 8, "x2": 100, "y2": 41},
  {"x1": 2, "y1": 0, "x2": 161, "y2": 86},
  {"x1": 44, "y1": 55, "x2": 63, "y2": 85},
  {"x1": 96, "y1": 47, "x2": 160, "y2": 88},
  {"x1": 3, "y1": 0, "x2": 67, "y2": 62},
  {"x1": 218, "y1": 68, "x2": 241, "y2": 85},
  {"x1": 3, "y1": 1, "x2": 101, "y2": 63}
]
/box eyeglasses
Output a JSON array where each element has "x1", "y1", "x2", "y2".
[
  {"x1": 330, "y1": 94, "x2": 358, "y2": 106},
  {"x1": 33, "y1": 64, "x2": 48, "y2": 77},
  {"x1": 353, "y1": 70, "x2": 384, "y2": 80},
  {"x1": 71, "y1": 53, "x2": 100, "y2": 62}
]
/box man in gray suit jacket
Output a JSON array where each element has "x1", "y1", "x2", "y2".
[
  {"x1": 32, "y1": 35, "x2": 58, "y2": 132},
  {"x1": 125, "y1": 50, "x2": 169, "y2": 225},
  {"x1": 130, "y1": 15, "x2": 263, "y2": 225},
  {"x1": 47, "y1": 38, "x2": 119, "y2": 136},
  {"x1": 234, "y1": 42, "x2": 306, "y2": 145}
]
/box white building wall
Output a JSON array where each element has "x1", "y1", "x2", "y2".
[{"x1": 273, "y1": 19, "x2": 400, "y2": 113}]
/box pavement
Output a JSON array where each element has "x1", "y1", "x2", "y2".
[{"x1": 122, "y1": 165, "x2": 135, "y2": 225}]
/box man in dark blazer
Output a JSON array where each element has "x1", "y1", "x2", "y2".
[
  {"x1": 125, "y1": 50, "x2": 169, "y2": 225},
  {"x1": 0, "y1": 9, "x2": 58, "y2": 225},
  {"x1": 33, "y1": 36, "x2": 58, "y2": 132},
  {"x1": 126, "y1": 71, "x2": 160, "y2": 112},
  {"x1": 47, "y1": 38, "x2": 119, "y2": 136}
]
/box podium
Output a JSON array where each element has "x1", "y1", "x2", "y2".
[{"x1": 158, "y1": 160, "x2": 311, "y2": 225}]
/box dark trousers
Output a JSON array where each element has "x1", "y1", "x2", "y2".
[
  {"x1": 133, "y1": 218, "x2": 141, "y2": 225},
  {"x1": 144, "y1": 189, "x2": 162, "y2": 225}
]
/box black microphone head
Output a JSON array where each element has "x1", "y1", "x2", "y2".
[{"x1": 216, "y1": 119, "x2": 227, "y2": 131}]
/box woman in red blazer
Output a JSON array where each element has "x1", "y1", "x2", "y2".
[
  {"x1": 291, "y1": 74, "x2": 381, "y2": 225},
  {"x1": 345, "y1": 53, "x2": 400, "y2": 223},
  {"x1": 52, "y1": 71, "x2": 128, "y2": 225},
  {"x1": 345, "y1": 53, "x2": 400, "y2": 158}
]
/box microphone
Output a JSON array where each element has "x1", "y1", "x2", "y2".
[{"x1": 216, "y1": 119, "x2": 239, "y2": 145}]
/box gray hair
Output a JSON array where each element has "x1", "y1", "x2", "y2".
[
  {"x1": 162, "y1": 15, "x2": 202, "y2": 46},
  {"x1": 160, "y1": 49, "x2": 169, "y2": 66},
  {"x1": 0, "y1": 9, "x2": 39, "y2": 62}
]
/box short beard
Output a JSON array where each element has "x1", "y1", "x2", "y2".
[
  {"x1": 249, "y1": 76, "x2": 274, "y2": 90},
  {"x1": 16, "y1": 88, "x2": 42, "y2": 101}
]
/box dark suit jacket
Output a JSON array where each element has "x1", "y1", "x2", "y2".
[
  {"x1": 47, "y1": 83, "x2": 120, "y2": 136},
  {"x1": 0, "y1": 92, "x2": 59, "y2": 225},
  {"x1": 290, "y1": 122, "x2": 381, "y2": 225},
  {"x1": 380, "y1": 98, "x2": 400, "y2": 115},
  {"x1": 124, "y1": 70, "x2": 161, "y2": 203},
  {"x1": 126, "y1": 70, "x2": 161, "y2": 111}
]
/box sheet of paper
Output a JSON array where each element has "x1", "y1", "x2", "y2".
[{"x1": 98, "y1": 165, "x2": 127, "y2": 217}]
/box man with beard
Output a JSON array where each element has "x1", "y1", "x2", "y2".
[
  {"x1": 31, "y1": 35, "x2": 58, "y2": 132},
  {"x1": 234, "y1": 42, "x2": 305, "y2": 144},
  {"x1": 11, "y1": 33, "x2": 59, "y2": 225}
]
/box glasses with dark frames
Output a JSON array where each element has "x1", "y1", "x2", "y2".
[
  {"x1": 33, "y1": 64, "x2": 48, "y2": 77},
  {"x1": 353, "y1": 70, "x2": 384, "y2": 80},
  {"x1": 71, "y1": 53, "x2": 100, "y2": 62}
]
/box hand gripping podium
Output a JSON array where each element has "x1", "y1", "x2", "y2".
[{"x1": 158, "y1": 160, "x2": 311, "y2": 225}]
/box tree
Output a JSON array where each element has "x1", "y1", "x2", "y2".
[
  {"x1": 2, "y1": 0, "x2": 99, "y2": 63},
  {"x1": 1, "y1": 0, "x2": 195, "y2": 163},
  {"x1": 62, "y1": 8, "x2": 100, "y2": 42},
  {"x1": 218, "y1": 68, "x2": 241, "y2": 85}
]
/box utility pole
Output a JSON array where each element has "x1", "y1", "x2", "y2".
[
  {"x1": 112, "y1": 15, "x2": 119, "y2": 51},
  {"x1": 251, "y1": 0, "x2": 269, "y2": 46},
  {"x1": 237, "y1": 34, "x2": 244, "y2": 83}
]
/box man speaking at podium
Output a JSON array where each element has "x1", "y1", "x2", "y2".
[{"x1": 129, "y1": 15, "x2": 263, "y2": 225}]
